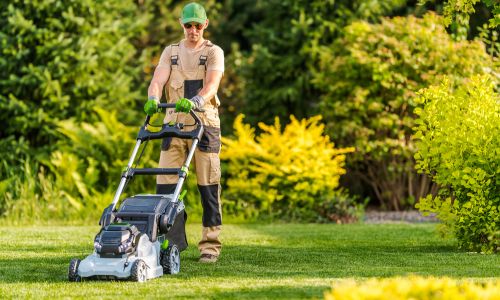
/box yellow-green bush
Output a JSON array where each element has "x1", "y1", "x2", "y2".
[
  {"x1": 413, "y1": 75, "x2": 500, "y2": 253},
  {"x1": 325, "y1": 276, "x2": 500, "y2": 300},
  {"x1": 221, "y1": 114, "x2": 357, "y2": 221}
]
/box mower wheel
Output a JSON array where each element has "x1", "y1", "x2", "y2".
[
  {"x1": 130, "y1": 259, "x2": 147, "y2": 282},
  {"x1": 161, "y1": 244, "x2": 180, "y2": 274},
  {"x1": 68, "y1": 258, "x2": 81, "y2": 282}
]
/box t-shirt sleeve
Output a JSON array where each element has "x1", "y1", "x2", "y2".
[
  {"x1": 157, "y1": 45, "x2": 172, "y2": 69},
  {"x1": 207, "y1": 45, "x2": 224, "y2": 73}
]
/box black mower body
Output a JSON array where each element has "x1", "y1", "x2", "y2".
[{"x1": 96, "y1": 195, "x2": 188, "y2": 258}]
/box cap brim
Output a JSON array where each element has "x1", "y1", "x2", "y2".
[{"x1": 182, "y1": 17, "x2": 206, "y2": 24}]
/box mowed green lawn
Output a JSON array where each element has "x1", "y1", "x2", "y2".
[{"x1": 0, "y1": 223, "x2": 498, "y2": 299}]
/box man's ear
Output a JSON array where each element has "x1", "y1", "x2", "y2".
[{"x1": 205, "y1": 19, "x2": 209, "y2": 29}]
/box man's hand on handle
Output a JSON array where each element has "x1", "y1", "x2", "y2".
[
  {"x1": 144, "y1": 96, "x2": 161, "y2": 116},
  {"x1": 175, "y1": 98, "x2": 195, "y2": 113}
]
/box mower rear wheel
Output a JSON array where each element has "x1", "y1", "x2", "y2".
[
  {"x1": 130, "y1": 259, "x2": 147, "y2": 282},
  {"x1": 68, "y1": 258, "x2": 81, "y2": 282},
  {"x1": 161, "y1": 244, "x2": 180, "y2": 274}
]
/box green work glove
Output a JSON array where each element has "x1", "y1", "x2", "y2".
[
  {"x1": 175, "y1": 97, "x2": 194, "y2": 113},
  {"x1": 144, "y1": 97, "x2": 160, "y2": 116}
]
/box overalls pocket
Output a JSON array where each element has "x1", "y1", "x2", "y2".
[
  {"x1": 198, "y1": 126, "x2": 221, "y2": 153},
  {"x1": 184, "y1": 79, "x2": 203, "y2": 99},
  {"x1": 208, "y1": 153, "x2": 221, "y2": 184}
]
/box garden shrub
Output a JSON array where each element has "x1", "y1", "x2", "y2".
[
  {"x1": 0, "y1": 0, "x2": 144, "y2": 151},
  {"x1": 419, "y1": 0, "x2": 500, "y2": 57},
  {"x1": 0, "y1": 0, "x2": 146, "y2": 217},
  {"x1": 231, "y1": 0, "x2": 409, "y2": 127},
  {"x1": 325, "y1": 276, "x2": 500, "y2": 300},
  {"x1": 313, "y1": 12, "x2": 495, "y2": 210},
  {"x1": 1, "y1": 108, "x2": 143, "y2": 221},
  {"x1": 221, "y1": 114, "x2": 358, "y2": 221},
  {"x1": 2, "y1": 155, "x2": 115, "y2": 223},
  {"x1": 413, "y1": 75, "x2": 499, "y2": 253}
]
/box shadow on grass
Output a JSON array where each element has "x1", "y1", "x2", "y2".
[{"x1": 186, "y1": 239, "x2": 498, "y2": 280}]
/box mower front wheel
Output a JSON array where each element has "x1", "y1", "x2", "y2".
[
  {"x1": 130, "y1": 259, "x2": 147, "y2": 282},
  {"x1": 161, "y1": 244, "x2": 180, "y2": 274},
  {"x1": 68, "y1": 258, "x2": 81, "y2": 282}
]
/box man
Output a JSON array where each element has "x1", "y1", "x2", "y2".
[{"x1": 144, "y1": 2, "x2": 224, "y2": 263}]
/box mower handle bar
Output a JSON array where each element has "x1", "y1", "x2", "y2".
[
  {"x1": 110, "y1": 103, "x2": 205, "y2": 209},
  {"x1": 158, "y1": 102, "x2": 205, "y2": 112},
  {"x1": 140, "y1": 102, "x2": 204, "y2": 142},
  {"x1": 158, "y1": 103, "x2": 175, "y2": 109}
]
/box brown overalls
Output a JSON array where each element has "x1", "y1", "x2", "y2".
[{"x1": 157, "y1": 40, "x2": 222, "y2": 256}]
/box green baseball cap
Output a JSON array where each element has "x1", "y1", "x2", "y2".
[{"x1": 181, "y1": 2, "x2": 207, "y2": 24}]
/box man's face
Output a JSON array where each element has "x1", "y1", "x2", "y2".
[{"x1": 181, "y1": 20, "x2": 209, "y2": 43}]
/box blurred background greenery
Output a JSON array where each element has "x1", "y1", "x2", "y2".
[{"x1": 0, "y1": 0, "x2": 498, "y2": 250}]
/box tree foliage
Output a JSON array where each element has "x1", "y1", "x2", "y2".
[
  {"x1": 312, "y1": 13, "x2": 495, "y2": 209},
  {"x1": 422, "y1": 0, "x2": 500, "y2": 29},
  {"x1": 0, "y1": 0, "x2": 145, "y2": 179},
  {"x1": 1, "y1": 0, "x2": 498, "y2": 222},
  {"x1": 223, "y1": 0, "x2": 409, "y2": 127},
  {"x1": 419, "y1": 0, "x2": 499, "y2": 55},
  {"x1": 0, "y1": 0, "x2": 150, "y2": 219}
]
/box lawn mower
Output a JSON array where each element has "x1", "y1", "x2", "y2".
[{"x1": 68, "y1": 103, "x2": 203, "y2": 282}]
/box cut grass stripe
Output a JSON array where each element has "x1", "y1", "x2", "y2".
[{"x1": 0, "y1": 223, "x2": 498, "y2": 299}]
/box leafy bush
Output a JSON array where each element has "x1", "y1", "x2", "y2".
[
  {"x1": 431, "y1": 0, "x2": 500, "y2": 30},
  {"x1": 413, "y1": 75, "x2": 499, "y2": 253},
  {"x1": 230, "y1": 0, "x2": 409, "y2": 127},
  {"x1": 2, "y1": 157, "x2": 115, "y2": 223},
  {"x1": 1, "y1": 109, "x2": 144, "y2": 221},
  {"x1": 419, "y1": 0, "x2": 500, "y2": 57},
  {"x1": 313, "y1": 13, "x2": 495, "y2": 210},
  {"x1": 221, "y1": 114, "x2": 359, "y2": 221},
  {"x1": 0, "y1": 0, "x2": 144, "y2": 147},
  {"x1": 325, "y1": 276, "x2": 500, "y2": 300},
  {"x1": 0, "y1": 0, "x2": 147, "y2": 216},
  {"x1": 315, "y1": 189, "x2": 366, "y2": 224}
]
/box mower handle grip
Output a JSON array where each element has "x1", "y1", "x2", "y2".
[
  {"x1": 158, "y1": 103, "x2": 205, "y2": 113},
  {"x1": 144, "y1": 103, "x2": 204, "y2": 126},
  {"x1": 158, "y1": 103, "x2": 175, "y2": 109}
]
